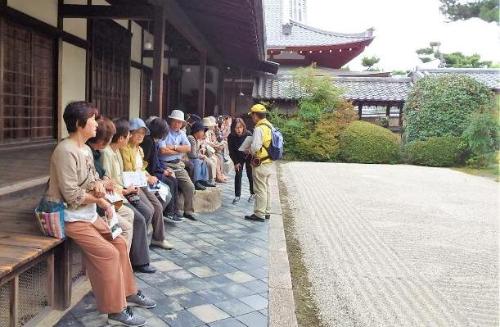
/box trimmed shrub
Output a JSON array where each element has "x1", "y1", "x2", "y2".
[
  {"x1": 339, "y1": 121, "x2": 400, "y2": 164},
  {"x1": 404, "y1": 136, "x2": 465, "y2": 167},
  {"x1": 404, "y1": 75, "x2": 495, "y2": 143},
  {"x1": 462, "y1": 110, "x2": 499, "y2": 167}
]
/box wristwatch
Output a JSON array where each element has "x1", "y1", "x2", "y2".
[{"x1": 174, "y1": 144, "x2": 178, "y2": 151}]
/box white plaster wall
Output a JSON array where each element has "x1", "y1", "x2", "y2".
[
  {"x1": 131, "y1": 22, "x2": 142, "y2": 63},
  {"x1": 91, "y1": 0, "x2": 127, "y2": 29},
  {"x1": 8, "y1": 0, "x2": 58, "y2": 26},
  {"x1": 60, "y1": 42, "x2": 87, "y2": 138},
  {"x1": 129, "y1": 68, "x2": 141, "y2": 119},
  {"x1": 63, "y1": 0, "x2": 87, "y2": 40}
]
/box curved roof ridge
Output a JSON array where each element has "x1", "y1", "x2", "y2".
[{"x1": 288, "y1": 19, "x2": 373, "y2": 39}]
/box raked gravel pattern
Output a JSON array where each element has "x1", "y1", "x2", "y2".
[{"x1": 280, "y1": 162, "x2": 498, "y2": 327}]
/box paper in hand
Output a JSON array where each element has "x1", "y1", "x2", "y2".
[
  {"x1": 238, "y1": 136, "x2": 253, "y2": 152},
  {"x1": 108, "y1": 211, "x2": 123, "y2": 240},
  {"x1": 122, "y1": 171, "x2": 148, "y2": 188}
]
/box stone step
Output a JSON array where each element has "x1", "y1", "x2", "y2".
[{"x1": 177, "y1": 186, "x2": 222, "y2": 213}]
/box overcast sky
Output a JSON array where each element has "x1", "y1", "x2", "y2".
[{"x1": 307, "y1": 0, "x2": 500, "y2": 71}]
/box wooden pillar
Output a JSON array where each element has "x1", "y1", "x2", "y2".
[
  {"x1": 398, "y1": 103, "x2": 404, "y2": 128},
  {"x1": 9, "y1": 276, "x2": 18, "y2": 327},
  {"x1": 216, "y1": 65, "x2": 224, "y2": 115},
  {"x1": 152, "y1": 7, "x2": 165, "y2": 118},
  {"x1": 386, "y1": 104, "x2": 391, "y2": 118},
  {"x1": 357, "y1": 103, "x2": 362, "y2": 119},
  {"x1": 54, "y1": 241, "x2": 71, "y2": 309},
  {"x1": 197, "y1": 50, "x2": 207, "y2": 117}
]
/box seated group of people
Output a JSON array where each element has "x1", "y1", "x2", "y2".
[{"x1": 47, "y1": 101, "x2": 272, "y2": 326}]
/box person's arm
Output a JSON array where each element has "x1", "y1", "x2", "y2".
[
  {"x1": 187, "y1": 136, "x2": 198, "y2": 159},
  {"x1": 250, "y1": 127, "x2": 263, "y2": 155},
  {"x1": 227, "y1": 135, "x2": 238, "y2": 163},
  {"x1": 175, "y1": 132, "x2": 191, "y2": 153}
]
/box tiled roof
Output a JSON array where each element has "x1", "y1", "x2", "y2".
[
  {"x1": 263, "y1": 0, "x2": 373, "y2": 48},
  {"x1": 411, "y1": 68, "x2": 500, "y2": 90},
  {"x1": 254, "y1": 75, "x2": 412, "y2": 102}
]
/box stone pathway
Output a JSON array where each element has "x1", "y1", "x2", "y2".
[{"x1": 56, "y1": 174, "x2": 270, "y2": 327}]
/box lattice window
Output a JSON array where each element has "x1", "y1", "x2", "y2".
[
  {"x1": 91, "y1": 20, "x2": 131, "y2": 119},
  {"x1": 0, "y1": 18, "x2": 56, "y2": 144}
]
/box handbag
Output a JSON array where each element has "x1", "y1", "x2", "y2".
[{"x1": 34, "y1": 195, "x2": 66, "y2": 239}]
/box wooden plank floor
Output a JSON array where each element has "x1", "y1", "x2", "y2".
[{"x1": 0, "y1": 143, "x2": 54, "y2": 188}]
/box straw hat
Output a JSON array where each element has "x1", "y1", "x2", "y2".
[{"x1": 202, "y1": 117, "x2": 216, "y2": 128}]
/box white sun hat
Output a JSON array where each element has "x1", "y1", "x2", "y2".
[{"x1": 167, "y1": 109, "x2": 186, "y2": 122}]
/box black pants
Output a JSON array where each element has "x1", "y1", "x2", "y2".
[
  {"x1": 235, "y1": 160, "x2": 254, "y2": 197},
  {"x1": 159, "y1": 175, "x2": 178, "y2": 215}
]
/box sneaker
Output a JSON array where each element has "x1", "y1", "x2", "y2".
[
  {"x1": 194, "y1": 181, "x2": 206, "y2": 191},
  {"x1": 108, "y1": 307, "x2": 146, "y2": 326},
  {"x1": 173, "y1": 214, "x2": 184, "y2": 222},
  {"x1": 184, "y1": 213, "x2": 197, "y2": 221},
  {"x1": 200, "y1": 180, "x2": 217, "y2": 187},
  {"x1": 151, "y1": 239, "x2": 174, "y2": 250},
  {"x1": 265, "y1": 214, "x2": 270, "y2": 220},
  {"x1": 163, "y1": 214, "x2": 178, "y2": 223},
  {"x1": 133, "y1": 264, "x2": 156, "y2": 274},
  {"x1": 232, "y1": 197, "x2": 240, "y2": 205},
  {"x1": 127, "y1": 290, "x2": 157, "y2": 309},
  {"x1": 248, "y1": 194, "x2": 256, "y2": 202},
  {"x1": 244, "y1": 214, "x2": 265, "y2": 222}
]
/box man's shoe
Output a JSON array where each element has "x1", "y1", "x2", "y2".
[
  {"x1": 108, "y1": 307, "x2": 146, "y2": 326},
  {"x1": 244, "y1": 214, "x2": 265, "y2": 222},
  {"x1": 265, "y1": 214, "x2": 270, "y2": 220},
  {"x1": 173, "y1": 213, "x2": 184, "y2": 222},
  {"x1": 127, "y1": 290, "x2": 157, "y2": 309},
  {"x1": 200, "y1": 180, "x2": 216, "y2": 187},
  {"x1": 248, "y1": 194, "x2": 256, "y2": 202},
  {"x1": 151, "y1": 239, "x2": 174, "y2": 250},
  {"x1": 194, "y1": 181, "x2": 206, "y2": 191},
  {"x1": 232, "y1": 197, "x2": 240, "y2": 205},
  {"x1": 184, "y1": 213, "x2": 197, "y2": 221},
  {"x1": 163, "y1": 214, "x2": 179, "y2": 223},
  {"x1": 133, "y1": 264, "x2": 156, "y2": 274}
]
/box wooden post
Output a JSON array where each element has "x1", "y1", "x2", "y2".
[
  {"x1": 9, "y1": 276, "x2": 18, "y2": 327},
  {"x1": 46, "y1": 253, "x2": 55, "y2": 307},
  {"x1": 216, "y1": 65, "x2": 224, "y2": 115},
  {"x1": 152, "y1": 7, "x2": 165, "y2": 118},
  {"x1": 357, "y1": 103, "x2": 362, "y2": 119},
  {"x1": 398, "y1": 103, "x2": 404, "y2": 129},
  {"x1": 386, "y1": 104, "x2": 391, "y2": 118},
  {"x1": 197, "y1": 50, "x2": 207, "y2": 117},
  {"x1": 53, "y1": 241, "x2": 71, "y2": 309}
]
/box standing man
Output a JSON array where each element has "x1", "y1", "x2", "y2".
[
  {"x1": 159, "y1": 110, "x2": 197, "y2": 221},
  {"x1": 245, "y1": 104, "x2": 273, "y2": 222}
]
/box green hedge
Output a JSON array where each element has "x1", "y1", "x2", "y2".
[
  {"x1": 404, "y1": 136, "x2": 465, "y2": 167},
  {"x1": 339, "y1": 121, "x2": 400, "y2": 164}
]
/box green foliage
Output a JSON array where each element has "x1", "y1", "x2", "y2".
[
  {"x1": 439, "y1": 0, "x2": 499, "y2": 23},
  {"x1": 268, "y1": 66, "x2": 357, "y2": 161},
  {"x1": 339, "y1": 121, "x2": 400, "y2": 164},
  {"x1": 416, "y1": 42, "x2": 442, "y2": 63},
  {"x1": 361, "y1": 56, "x2": 380, "y2": 70},
  {"x1": 403, "y1": 75, "x2": 495, "y2": 143},
  {"x1": 443, "y1": 52, "x2": 492, "y2": 68},
  {"x1": 462, "y1": 109, "x2": 499, "y2": 167},
  {"x1": 404, "y1": 136, "x2": 466, "y2": 167}
]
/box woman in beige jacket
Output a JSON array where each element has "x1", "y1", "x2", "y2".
[{"x1": 46, "y1": 101, "x2": 155, "y2": 326}]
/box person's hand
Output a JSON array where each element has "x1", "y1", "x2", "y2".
[
  {"x1": 163, "y1": 169, "x2": 173, "y2": 177},
  {"x1": 103, "y1": 178, "x2": 114, "y2": 192},
  {"x1": 123, "y1": 186, "x2": 138, "y2": 196},
  {"x1": 199, "y1": 154, "x2": 207, "y2": 160},
  {"x1": 93, "y1": 181, "x2": 106, "y2": 198},
  {"x1": 234, "y1": 163, "x2": 241, "y2": 172},
  {"x1": 97, "y1": 198, "x2": 114, "y2": 220},
  {"x1": 147, "y1": 175, "x2": 158, "y2": 185}
]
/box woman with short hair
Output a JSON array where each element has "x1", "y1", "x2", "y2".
[{"x1": 47, "y1": 101, "x2": 155, "y2": 326}]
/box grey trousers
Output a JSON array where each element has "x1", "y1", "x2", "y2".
[
  {"x1": 126, "y1": 189, "x2": 152, "y2": 267},
  {"x1": 140, "y1": 187, "x2": 167, "y2": 242},
  {"x1": 166, "y1": 161, "x2": 195, "y2": 215}
]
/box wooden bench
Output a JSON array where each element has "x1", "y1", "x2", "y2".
[{"x1": 0, "y1": 187, "x2": 73, "y2": 327}]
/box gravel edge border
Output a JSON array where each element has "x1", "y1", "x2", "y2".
[{"x1": 268, "y1": 163, "x2": 299, "y2": 327}]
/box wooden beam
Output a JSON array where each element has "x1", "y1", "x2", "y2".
[
  {"x1": 9, "y1": 276, "x2": 18, "y2": 327},
  {"x1": 152, "y1": 7, "x2": 166, "y2": 119},
  {"x1": 142, "y1": 49, "x2": 171, "y2": 58},
  {"x1": 59, "y1": 4, "x2": 155, "y2": 20},
  {"x1": 216, "y1": 65, "x2": 224, "y2": 116},
  {"x1": 198, "y1": 51, "x2": 207, "y2": 117},
  {"x1": 53, "y1": 242, "x2": 71, "y2": 310},
  {"x1": 149, "y1": 0, "x2": 223, "y2": 65}
]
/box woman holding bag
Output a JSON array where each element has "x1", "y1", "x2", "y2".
[{"x1": 46, "y1": 101, "x2": 155, "y2": 326}]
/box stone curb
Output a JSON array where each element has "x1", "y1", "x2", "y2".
[{"x1": 268, "y1": 163, "x2": 298, "y2": 327}]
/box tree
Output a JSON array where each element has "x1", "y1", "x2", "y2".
[
  {"x1": 416, "y1": 42, "x2": 492, "y2": 68},
  {"x1": 361, "y1": 56, "x2": 380, "y2": 71},
  {"x1": 439, "y1": 0, "x2": 499, "y2": 23}
]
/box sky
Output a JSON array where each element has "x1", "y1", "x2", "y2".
[{"x1": 307, "y1": 0, "x2": 500, "y2": 71}]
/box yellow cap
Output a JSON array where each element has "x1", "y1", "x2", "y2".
[{"x1": 248, "y1": 104, "x2": 267, "y2": 115}]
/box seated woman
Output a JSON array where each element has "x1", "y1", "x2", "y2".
[
  {"x1": 121, "y1": 118, "x2": 174, "y2": 250},
  {"x1": 47, "y1": 101, "x2": 155, "y2": 326},
  {"x1": 101, "y1": 118, "x2": 157, "y2": 273},
  {"x1": 87, "y1": 117, "x2": 134, "y2": 252},
  {"x1": 187, "y1": 121, "x2": 217, "y2": 190},
  {"x1": 228, "y1": 118, "x2": 255, "y2": 204},
  {"x1": 141, "y1": 117, "x2": 183, "y2": 223}
]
